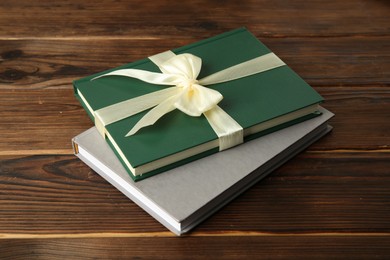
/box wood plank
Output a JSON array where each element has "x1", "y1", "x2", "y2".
[
  {"x1": 264, "y1": 37, "x2": 390, "y2": 86},
  {"x1": 0, "y1": 87, "x2": 388, "y2": 154},
  {"x1": 205, "y1": 152, "x2": 390, "y2": 233},
  {"x1": 1, "y1": 236, "x2": 390, "y2": 259},
  {"x1": 1, "y1": 0, "x2": 389, "y2": 38},
  {"x1": 0, "y1": 89, "x2": 93, "y2": 155},
  {"x1": 309, "y1": 86, "x2": 390, "y2": 151},
  {"x1": 1, "y1": 36, "x2": 389, "y2": 89},
  {"x1": 1, "y1": 153, "x2": 389, "y2": 235}
]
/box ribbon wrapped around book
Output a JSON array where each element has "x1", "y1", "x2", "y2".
[{"x1": 92, "y1": 50, "x2": 285, "y2": 151}]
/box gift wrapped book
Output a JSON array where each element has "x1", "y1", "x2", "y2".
[
  {"x1": 73, "y1": 28, "x2": 324, "y2": 181},
  {"x1": 72, "y1": 28, "x2": 333, "y2": 234}
]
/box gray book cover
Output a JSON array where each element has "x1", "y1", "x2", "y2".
[{"x1": 72, "y1": 107, "x2": 333, "y2": 235}]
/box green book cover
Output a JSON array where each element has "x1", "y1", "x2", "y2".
[{"x1": 73, "y1": 28, "x2": 323, "y2": 181}]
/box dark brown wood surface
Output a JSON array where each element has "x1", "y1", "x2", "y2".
[{"x1": 1, "y1": 0, "x2": 389, "y2": 258}]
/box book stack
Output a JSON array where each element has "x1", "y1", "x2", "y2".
[{"x1": 72, "y1": 28, "x2": 333, "y2": 235}]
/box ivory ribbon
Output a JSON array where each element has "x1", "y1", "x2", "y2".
[{"x1": 92, "y1": 51, "x2": 285, "y2": 151}]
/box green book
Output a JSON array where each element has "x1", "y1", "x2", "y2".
[{"x1": 73, "y1": 28, "x2": 323, "y2": 181}]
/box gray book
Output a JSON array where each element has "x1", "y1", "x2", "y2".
[{"x1": 72, "y1": 107, "x2": 333, "y2": 235}]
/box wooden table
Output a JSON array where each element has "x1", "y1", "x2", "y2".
[{"x1": 1, "y1": 0, "x2": 389, "y2": 258}]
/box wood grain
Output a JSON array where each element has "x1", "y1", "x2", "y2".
[
  {"x1": 0, "y1": 87, "x2": 388, "y2": 154},
  {"x1": 1, "y1": 236, "x2": 390, "y2": 259},
  {"x1": 1, "y1": 36, "x2": 389, "y2": 89},
  {"x1": 1, "y1": 153, "x2": 389, "y2": 235},
  {"x1": 0, "y1": 89, "x2": 92, "y2": 155},
  {"x1": 1, "y1": 0, "x2": 389, "y2": 38}
]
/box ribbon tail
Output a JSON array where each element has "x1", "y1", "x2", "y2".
[
  {"x1": 92, "y1": 69, "x2": 182, "y2": 85},
  {"x1": 126, "y1": 94, "x2": 178, "y2": 137},
  {"x1": 203, "y1": 106, "x2": 243, "y2": 151},
  {"x1": 148, "y1": 50, "x2": 176, "y2": 70},
  {"x1": 95, "y1": 87, "x2": 179, "y2": 137}
]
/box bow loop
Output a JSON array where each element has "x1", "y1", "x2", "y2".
[{"x1": 159, "y1": 54, "x2": 202, "y2": 80}]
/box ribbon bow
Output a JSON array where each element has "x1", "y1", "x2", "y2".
[{"x1": 92, "y1": 51, "x2": 285, "y2": 151}]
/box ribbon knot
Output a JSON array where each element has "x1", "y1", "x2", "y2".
[
  {"x1": 156, "y1": 53, "x2": 223, "y2": 117},
  {"x1": 178, "y1": 78, "x2": 198, "y2": 89}
]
